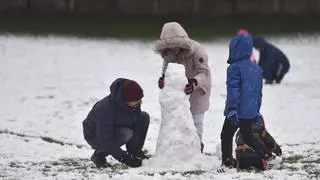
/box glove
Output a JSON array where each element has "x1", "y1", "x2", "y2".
[
  {"x1": 261, "y1": 153, "x2": 275, "y2": 170},
  {"x1": 184, "y1": 78, "x2": 198, "y2": 95},
  {"x1": 227, "y1": 110, "x2": 239, "y2": 127},
  {"x1": 158, "y1": 75, "x2": 165, "y2": 89},
  {"x1": 274, "y1": 145, "x2": 282, "y2": 156},
  {"x1": 262, "y1": 159, "x2": 268, "y2": 170},
  {"x1": 120, "y1": 152, "x2": 142, "y2": 168}
]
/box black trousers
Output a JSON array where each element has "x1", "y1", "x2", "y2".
[
  {"x1": 125, "y1": 111, "x2": 150, "y2": 154},
  {"x1": 92, "y1": 111, "x2": 150, "y2": 156},
  {"x1": 220, "y1": 118, "x2": 266, "y2": 165},
  {"x1": 267, "y1": 61, "x2": 289, "y2": 84}
]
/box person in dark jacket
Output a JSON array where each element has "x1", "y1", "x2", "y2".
[
  {"x1": 220, "y1": 34, "x2": 271, "y2": 168},
  {"x1": 253, "y1": 36, "x2": 290, "y2": 84},
  {"x1": 235, "y1": 114, "x2": 282, "y2": 170},
  {"x1": 82, "y1": 78, "x2": 150, "y2": 168}
]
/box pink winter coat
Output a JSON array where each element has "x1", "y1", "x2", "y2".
[{"x1": 153, "y1": 22, "x2": 212, "y2": 114}]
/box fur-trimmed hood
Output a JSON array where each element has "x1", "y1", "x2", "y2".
[{"x1": 153, "y1": 22, "x2": 195, "y2": 54}]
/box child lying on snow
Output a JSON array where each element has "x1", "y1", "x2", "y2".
[{"x1": 235, "y1": 114, "x2": 282, "y2": 170}]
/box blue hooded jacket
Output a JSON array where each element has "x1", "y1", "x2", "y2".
[
  {"x1": 253, "y1": 36, "x2": 290, "y2": 81},
  {"x1": 82, "y1": 78, "x2": 143, "y2": 161},
  {"x1": 224, "y1": 34, "x2": 263, "y2": 119}
]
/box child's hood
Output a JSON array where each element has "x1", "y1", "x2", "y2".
[{"x1": 227, "y1": 34, "x2": 253, "y2": 64}]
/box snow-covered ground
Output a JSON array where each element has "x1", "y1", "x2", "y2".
[{"x1": 0, "y1": 34, "x2": 319, "y2": 179}]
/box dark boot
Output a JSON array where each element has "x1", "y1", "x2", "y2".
[
  {"x1": 201, "y1": 142, "x2": 204, "y2": 153},
  {"x1": 131, "y1": 150, "x2": 150, "y2": 160},
  {"x1": 222, "y1": 158, "x2": 238, "y2": 168},
  {"x1": 91, "y1": 151, "x2": 108, "y2": 168},
  {"x1": 265, "y1": 80, "x2": 273, "y2": 84}
]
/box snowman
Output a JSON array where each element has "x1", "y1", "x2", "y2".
[{"x1": 143, "y1": 64, "x2": 218, "y2": 172}]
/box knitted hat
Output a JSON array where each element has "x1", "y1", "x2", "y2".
[
  {"x1": 237, "y1": 28, "x2": 249, "y2": 35},
  {"x1": 123, "y1": 80, "x2": 144, "y2": 102}
]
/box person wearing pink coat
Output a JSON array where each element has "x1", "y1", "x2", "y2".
[{"x1": 153, "y1": 22, "x2": 212, "y2": 153}]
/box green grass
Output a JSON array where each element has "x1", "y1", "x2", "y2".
[
  {"x1": 1, "y1": 12, "x2": 320, "y2": 40},
  {"x1": 283, "y1": 155, "x2": 305, "y2": 164}
]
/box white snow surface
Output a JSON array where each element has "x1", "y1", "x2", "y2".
[{"x1": 0, "y1": 34, "x2": 320, "y2": 179}]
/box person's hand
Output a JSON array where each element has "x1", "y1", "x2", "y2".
[
  {"x1": 227, "y1": 110, "x2": 239, "y2": 127},
  {"x1": 184, "y1": 78, "x2": 198, "y2": 95},
  {"x1": 158, "y1": 75, "x2": 165, "y2": 89},
  {"x1": 262, "y1": 159, "x2": 268, "y2": 170},
  {"x1": 274, "y1": 145, "x2": 282, "y2": 156},
  {"x1": 120, "y1": 152, "x2": 142, "y2": 168}
]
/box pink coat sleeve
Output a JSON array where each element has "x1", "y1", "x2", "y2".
[{"x1": 192, "y1": 46, "x2": 211, "y2": 95}]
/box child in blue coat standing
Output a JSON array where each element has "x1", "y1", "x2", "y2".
[{"x1": 220, "y1": 34, "x2": 271, "y2": 168}]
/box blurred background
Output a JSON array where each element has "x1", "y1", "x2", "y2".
[{"x1": 1, "y1": 0, "x2": 320, "y2": 39}]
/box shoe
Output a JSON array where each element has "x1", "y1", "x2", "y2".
[
  {"x1": 91, "y1": 151, "x2": 108, "y2": 168},
  {"x1": 217, "y1": 160, "x2": 238, "y2": 173},
  {"x1": 265, "y1": 80, "x2": 273, "y2": 84},
  {"x1": 132, "y1": 150, "x2": 150, "y2": 160},
  {"x1": 222, "y1": 158, "x2": 238, "y2": 168}
]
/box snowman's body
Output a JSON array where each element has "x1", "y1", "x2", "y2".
[{"x1": 143, "y1": 64, "x2": 218, "y2": 172}]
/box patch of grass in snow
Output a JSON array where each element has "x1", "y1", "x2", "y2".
[
  {"x1": 0, "y1": 129, "x2": 86, "y2": 149},
  {"x1": 301, "y1": 158, "x2": 320, "y2": 164},
  {"x1": 8, "y1": 162, "x2": 25, "y2": 168},
  {"x1": 279, "y1": 153, "x2": 320, "y2": 179},
  {"x1": 283, "y1": 155, "x2": 305, "y2": 164},
  {"x1": 4, "y1": 158, "x2": 128, "y2": 178},
  {"x1": 174, "y1": 170, "x2": 205, "y2": 176},
  {"x1": 302, "y1": 164, "x2": 320, "y2": 179},
  {"x1": 150, "y1": 170, "x2": 205, "y2": 177},
  {"x1": 281, "y1": 166, "x2": 299, "y2": 171}
]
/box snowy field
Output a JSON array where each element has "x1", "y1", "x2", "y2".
[{"x1": 0, "y1": 34, "x2": 320, "y2": 179}]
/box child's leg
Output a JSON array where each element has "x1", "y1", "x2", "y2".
[
  {"x1": 192, "y1": 113, "x2": 204, "y2": 140},
  {"x1": 220, "y1": 118, "x2": 238, "y2": 166},
  {"x1": 239, "y1": 120, "x2": 269, "y2": 159},
  {"x1": 192, "y1": 113, "x2": 205, "y2": 152},
  {"x1": 261, "y1": 129, "x2": 282, "y2": 156},
  {"x1": 83, "y1": 123, "x2": 108, "y2": 168}
]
